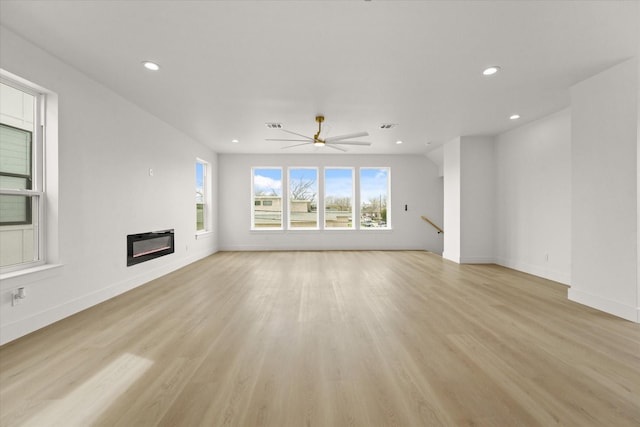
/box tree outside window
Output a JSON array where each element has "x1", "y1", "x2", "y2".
[
  {"x1": 360, "y1": 168, "x2": 390, "y2": 229},
  {"x1": 289, "y1": 168, "x2": 318, "y2": 229},
  {"x1": 325, "y1": 168, "x2": 354, "y2": 229}
]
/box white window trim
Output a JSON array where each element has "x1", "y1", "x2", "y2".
[
  {"x1": 195, "y1": 158, "x2": 211, "y2": 235},
  {"x1": 288, "y1": 167, "x2": 319, "y2": 231},
  {"x1": 250, "y1": 166, "x2": 391, "y2": 232},
  {"x1": 324, "y1": 167, "x2": 355, "y2": 231},
  {"x1": 359, "y1": 167, "x2": 392, "y2": 231},
  {"x1": 251, "y1": 167, "x2": 284, "y2": 231},
  {"x1": 0, "y1": 76, "x2": 46, "y2": 274}
]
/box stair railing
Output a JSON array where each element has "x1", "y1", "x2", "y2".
[{"x1": 421, "y1": 216, "x2": 444, "y2": 234}]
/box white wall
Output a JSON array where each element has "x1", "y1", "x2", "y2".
[
  {"x1": 443, "y1": 137, "x2": 461, "y2": 262},
  {"x1": 570, "y1": 58, "x2": 638, "y2": 322},
  {"x1": 0, "y1": 26, "x2": 218, "y2": 344},
  {"x1": 494, "y1": 109, "x2": 572, "y2": 284},
  {"x1": 218, "y1": 154, "x2": 443, "y2": 252},
  {"x1": 460, "y1": 136, "x2": 494, "y2": 264},
  {"x1": 443, "y1": 136, "x2": 494, "y2": 264}
]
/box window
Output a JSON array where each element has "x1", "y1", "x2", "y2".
[
  {"x1": 0, "y1": 79, "x2": 44, "y2": 270},
  {"x1": 195, "y1": 159, "x2": 210, "y2": 232},
  {"x1": 325, "y1": 168, "x2": 354, "y2": 229},
  {"x1": 360, "y1": 168, "x2": 390, "y2": 229},
  {"x1": 252, "y1": 167, "x2": 282, "y2": 229},
  {"x1": 250, "y1": 166, "x2": 390, "y2": 231},
  {"x1": 288, "y1": 168, "x2": 318, "y2": 229},
  {"x1": 0, "y1": 125, "x2": 32, "y2": 225}
]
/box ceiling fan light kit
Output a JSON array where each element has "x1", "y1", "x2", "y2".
[{"x1": 266, "y1": 115, "x2": 371, "y2": 151}]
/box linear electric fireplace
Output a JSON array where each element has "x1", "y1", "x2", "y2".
[{"x1": 127, "y1": 229, "x2": 175, "y2": 266}]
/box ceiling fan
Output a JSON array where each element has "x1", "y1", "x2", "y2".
[{"x1": 266, "y1": 115, "x2": 371, "y2": 152}]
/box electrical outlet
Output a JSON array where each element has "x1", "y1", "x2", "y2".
[{"x1": 12, "y1": 287, "x2": 26, "y2": 306}]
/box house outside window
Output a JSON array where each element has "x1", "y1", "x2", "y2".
[
  {"x1": 288, "y1": 167, "x2": 318, "y2": 229},
  {"x1": 360, "y1": 167, "x2": 390, "y2": 229},
  {"x1": 325, "y1": 167, "x2": 354, "y2": 229},
  {"x1": 252, "y1": 167, "x2": 283, "y2": 229}
]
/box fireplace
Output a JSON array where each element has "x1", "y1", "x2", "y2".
[{"x1": 127, "y1": 229, "x2": 175, "y2": 266}]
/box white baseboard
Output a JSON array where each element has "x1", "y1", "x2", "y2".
[
  {"x1": 459, "y1": 256, "x2": 495, "y2": 264},
  {"x1": 568, "y1": 288, "x2": 639, "y2": 323},
  {"x1": 495, "y1": 257, "x2": 570, "y2": 285},
  {"x1": 220, "y1": 244, "x2": 429, "y2": 252},
  {"x1": 0, "y1": 249, "x2": 216, "y2": 345}
]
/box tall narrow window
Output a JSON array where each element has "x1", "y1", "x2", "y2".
[
  {"x1": 288, "y1": 168, "x2": 318, "y2": 229},
  {"x1": 325, "y1": 168, "x2": 354, "y2": 229},
  {"x1": 252, "y1": 167, "x2": 283, "y2": 229},
  {"x1": 360, "y1": 168, "x2": 390, "y2": 229},
  {"x1": 195, "y1": 159, "x2": 209, "y2": 232},
  {"x1": 0, "y1": 80, "x2": 43, "y2": 270}
]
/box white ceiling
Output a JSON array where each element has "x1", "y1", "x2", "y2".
[{"x1": 0, "y1": 0, "x2": 637, "y2": 155}]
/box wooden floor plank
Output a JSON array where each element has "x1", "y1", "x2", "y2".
[{"x1": 1, "y1": 251, "x2": 639, "y2": 426}]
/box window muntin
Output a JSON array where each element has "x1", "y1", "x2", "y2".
[
  {"x1": 324, "y1": 168, "x2": 354, "y2": 229},
  {"x1": 288, "y1": 167, "x2": 318, "y2": 229},
  {"x1": 0, "y1": 80, "x2": 44, "y2": 270},
  {"x1": 360, "y1": 168, "x2": 390, "y2": 229},
  {"x1": 252, "y1": 167, "x2": 283, "y2": 229}
]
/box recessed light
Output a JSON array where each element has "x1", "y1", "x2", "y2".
[
  {"x1": 482, "y1": 66, "x2": 500, "y2": 76},
  {"x1": 509, "y1": 114, "x2": 521, "y2": 120},
  {"x1": 142, "y1": 61, "x2": 160, "y2": 71},
  {"x1": 395, "y1": 140, "x2": 403, "y2": 145},
  {"x1": 232, "y1": 139, "x2": 239, "y2": 143}
]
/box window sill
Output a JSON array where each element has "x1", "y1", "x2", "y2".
[
  {"x1": 0, "y1": 263, "x2": 63, "y2": 288},
  {"x1": 195, "y1": 231, "x2": 213, "y2": 240}
]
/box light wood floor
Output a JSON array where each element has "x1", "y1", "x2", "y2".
[{"x1": 1, "y1": 251, "x2": 639, "y2": 426}]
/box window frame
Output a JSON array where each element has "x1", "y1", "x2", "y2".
[
  {"x1": 0, "y1": 77, "x2": 45, "y2": 273},
  {"x1": 324, "y1": 167, "x2": 355, "y2": 230},
  {"x1": 288, "y1": 167, "x2": 319, "y2": 230},
  {"x1": 251, "y1": 167, "x2": 284, "y2": 230},
  {"x1": 0, "y1": 124, "x2": 34, "y2": 226},
  {"x1": 359, "y1": 167, "x2": 391, "y2": 230},
  {"x1": 195, "y1": 158, "x2": 210, "y2": 234}
]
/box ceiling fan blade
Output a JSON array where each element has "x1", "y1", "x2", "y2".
[
  {"x1": 324, "y1": 131, "x2": 369, "y2": 143},
  {"x1": 266, "y1": 139, "x2": 311, "y2": 142},
  {"x1": 330, "y1": 141, "x2": 371, "y2": 146},
  {"x1": 324, "y1": 144, "x2": 347, "y2": 152},
  {"x1": 281, "y1": 142, "x2": 313, "y2": 149},
  {"x1": 281, "y1": 129, "x2": 314, "y2": 140}
]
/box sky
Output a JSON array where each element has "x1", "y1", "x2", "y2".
[
  {"x1": 253, "y1": 168, "x2": 282, "y2": 196},
  {"x1": 196, "y1": 162, "x2": 204, "y2": 203},
  {"x1": 360, "y1": 168, "x2": 388, "y2": 204},
  {"x1": 325, "y1": 168, "x2": 353, "y2": 198},
  {"x1": 253, "y1": 167, "x2": 389, "y2": 202}
]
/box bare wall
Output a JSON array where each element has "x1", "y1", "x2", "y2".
[
  {"x1": 218, "y1": 153, "x2": 443, "y2": 252},
  {"x1": 0, "y1": 26, "x2": 218, "y2": 344},
  {"x1": 494, "y1": 109, "x2": 572, "y2": 284}
]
